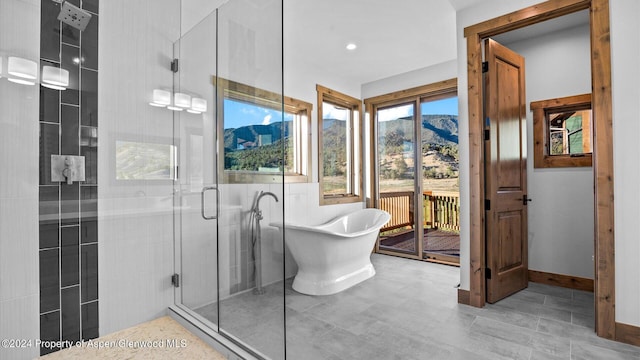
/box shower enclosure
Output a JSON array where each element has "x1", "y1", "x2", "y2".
[{"x1": 170, "y1": 0, "x2": 287, "y2": 358}]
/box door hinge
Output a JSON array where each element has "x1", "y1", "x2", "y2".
[
  {"x1": 523, "y1": 195, "x2": 532, "y2": 205},
  {"x1": 485, "y1": 199, "x2": 491, "y2": 211},
  {"x1": 485, "y1": 268, "x2": 492, "y2": 279},
  {"x1": 482, "y1": 61, "x2": 489, "y2": 73},
  {"x1": 171, "y1": 59, "x2": 179, "y2": 73},
  {"x1": 175, "y1": 165, "x2": 179, "y2": 180},
  {"x1": 171, "y1": 273, "x2": 180, "y2": 288},
  {"x1": 484, "y1": 129, "x2": 490, "y2": 141}
]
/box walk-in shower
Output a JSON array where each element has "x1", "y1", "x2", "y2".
[{"x1": 169, "y1": 0, "x2": 287, "y2": 358}]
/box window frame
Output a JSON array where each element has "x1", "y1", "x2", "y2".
[
  {"x1": 216, "y1": 77, "x2": 312, "y2": 184},
  {"x1": 316, "y1": 84, "x2": 363, "y2": 205},
  {"x1": 530, "y1": 93, "x2": 592, "y2": 168}
]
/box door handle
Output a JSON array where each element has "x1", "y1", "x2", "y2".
[
  {"x1": 201, "y1": 186, "x2": 220, "y2": 220},
  {"x1": 522, "y1": 195, "x2": 532, "y2": 205}
]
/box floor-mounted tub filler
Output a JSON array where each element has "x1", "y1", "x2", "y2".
[{"x1": 272, "y1": 208, "x2": 391, "y2": 295}]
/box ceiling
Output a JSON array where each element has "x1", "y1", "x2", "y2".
[
  {"x1": 284, "y1": 1, "x2": 588, "y2": 87},
  {"x1": 284, "y1": 0, "x2": 465, "y2": 86}
]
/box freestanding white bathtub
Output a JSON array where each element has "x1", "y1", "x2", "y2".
[{"x1": 271, "y1": 208, "x2": 390, "y2": 296}]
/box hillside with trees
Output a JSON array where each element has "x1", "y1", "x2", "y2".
[
  {"x1": 224, "y1": 122, "x2": 291, "y2": 171},
  {"x1": 379, "y1": 114, "x2": 459, "y2": 192}
]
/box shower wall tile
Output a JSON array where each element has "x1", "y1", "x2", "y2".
[
  {"x1": 80, "y1": 126, "x2": 97, "y2": 147},
  {"x1": 39, "y1": 0, "x2": 99, "y2": 351},
  {"x1": 80, "y1": 126, "x2": 98, "y2": 184},
  {"x1": 39, "y1": 185, "x2": 59, "y2": 221},
  {"x1": 40, "y1": 311, "x2": 61, "y2": 355},
  {"x1": 81, "y1": 219, "x2": 97, "y2": 245},
  {"x1": 39, "y1": 122, "x2": 60, "y2": 185},
  {"x1": 61, "y1": 105, "x2": 80, "y2": 155},
  {"x1": 40, "y1": 61, "x2": 61, "y2": 123},
  {"x1": 39, "y1": 249, "x2": 60, "y2": 313},
  {"x1": 61, "y1": 226, "x2": 80, "y2": 287},
  {"x1": 61, "y1": 286, "x2": 81, "y2": 342},
  {"x1": 80, "y1": 185, "x2": 97, "y2": 215},
  {"x1": 62, "y1": 22, "x2": 81, "y2": 47},
  {"x1": 81, "y1": 69, "x2": 98, "y2": 126},
  {"x1": 82, "y1": 147, "x2": 98, "y2": 184},
  {"x1": 81, "y1": 301, "x2": 99, "y2": 340},
  {"x1": 40, "y1": 0, "x2": 61, "y2": 62},
  {"x1": 82, "y1": 0, "x2": 99, "y2": 14},
  {"x1": 60, "y1": 183, "x2": 79, "y2": 226},
  {"x1": 81, "y1": 244, "x2": 98, "y2": 302},
  {"x1": 39, "y1": 223, "x2": 59, "y2": 249},
  {"x1": 81, "y1": 16, "x2": 98, "y2": 70},
  {"x1": 61, "y1": 44, "x2": 80, "y2": 105}
]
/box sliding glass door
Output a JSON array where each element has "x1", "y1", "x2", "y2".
[
  {"x1": 373, "y1": 90, "x2": 460, "y2": 265},
  {"x1": 420, "y1": 96, "x2": 460, "y2": 264},
  {"x1": 376, "y1": 102, "x2": 420, "y2": 257}
]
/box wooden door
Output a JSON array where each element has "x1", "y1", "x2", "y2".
[{"x1": 484, "y1": 38, "x2": 528, "y2": 303}]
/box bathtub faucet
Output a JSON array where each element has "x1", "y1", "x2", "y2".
[
  {"x1": 250, "y1": 190, "x2": 278, "y2": 295},
  {"x1": 251, "y1": 191, "x2": 279, "y2": 220}
]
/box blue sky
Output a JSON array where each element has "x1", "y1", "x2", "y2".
[
  {"x1": 224, "y1": 96, "x2": 458, "y2": 128},
  {"x1": 422, "y1": 96, "x2": 458, "y2": 116},
  {"x1": 224, "y1": 99, "x2": 288, "y2": 129}
]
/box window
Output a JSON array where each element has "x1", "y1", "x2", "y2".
[
  {"x1": 530, "y1": 93, "x2": 592, "y2": 168},
  {"x1": 218, "y1": 79, "x2": 312, "y2": 183},
  {"x1": 317, "y1": 84, "x2": 362, "y2": 205}
]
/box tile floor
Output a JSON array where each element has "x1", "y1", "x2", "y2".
[{"x1": 196, "y1": 254, "x2": 640, "y2": 360}]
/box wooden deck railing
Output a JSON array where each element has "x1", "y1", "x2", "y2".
[
  {"x1": 423, "y1": 191, "x2": 460, "y2": 232},
  {"x1": 379, "y1": 191, "x2": 414, "y2": 231},
  {"x1": 379, "y1": 190, "x2": 460, "y2": 233}
]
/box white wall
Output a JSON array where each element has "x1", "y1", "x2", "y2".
[
  {"x1": 502, "y1": 24, "x2": 594, "y2": 279},
  {"x1": 611, "y1": 0, "x2": 640, "y2": 328},
  {"x1": 0, "y1": 1, "x2": 40, "y2": 359},
  {"x1": 457, "y1": 0, "x2": 640, "y2": 328},
  {"x1": 180, "y1": 0, "x2": 227, "y2": 36},
  {"x1": 98, "y1": 0, "x2": 181, "y2": 334},
  {"x1": 282, "y1": 0, "x2": 365, "y2": 226},
  {"x1": 361, "y1": 60, "x2": 458, "y2": 100}
]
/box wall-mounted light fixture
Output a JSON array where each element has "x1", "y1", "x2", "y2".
[
  {"x1": 150, "y1": 89, "x2": 207, "y2": 115},
  {"x1": 41, "y1": 66, "x2": 70, "y2": 90},
  {"x1": 149, "y1": 89, "x2": 171, "y2": 107},
  {"x1": 188, "y1": 97, "x2": 207, "y2": 114},
  {"x1": 7, "y1": 56, "x2": 37, "y2": 85},
  {"x1": 172, "y1": 92, "x2": 191, "y2": 111}
]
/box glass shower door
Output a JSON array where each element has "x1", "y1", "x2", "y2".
[
  {"x1": 216, "y1": 0, "x2": 286, "y2": 359},
  {"x1": 173, "y1": 1, "x2": 286, "y2": 359},
  {"x1": 172, "y1": 10, "x2": 220, "y2": 329}
]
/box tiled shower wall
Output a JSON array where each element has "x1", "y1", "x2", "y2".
[{"x1": 38, "y1": 0, "x2": 99, "y2": 355}]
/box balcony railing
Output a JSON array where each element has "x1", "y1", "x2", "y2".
[{"x1": 379, "y1": 191, "x2": 460, "y2": 233}]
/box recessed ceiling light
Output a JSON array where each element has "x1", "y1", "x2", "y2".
[{"x1": 346, "y1": 43, "x2": 357, "y2": 51}]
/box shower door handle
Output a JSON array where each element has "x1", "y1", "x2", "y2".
[{"x1": 201, "y1": 186, "x2": 220, "y2": 220}]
